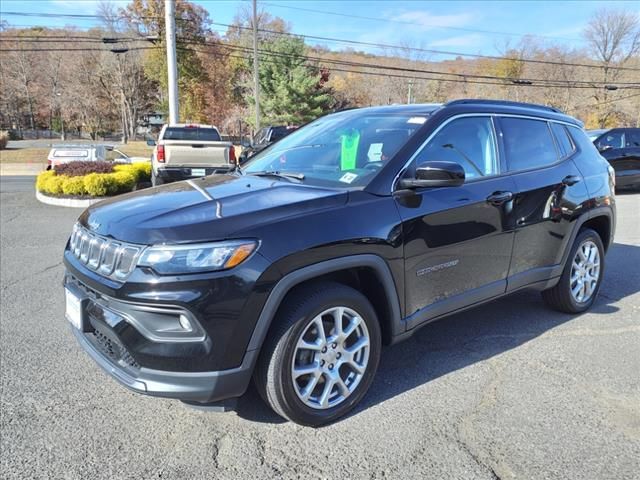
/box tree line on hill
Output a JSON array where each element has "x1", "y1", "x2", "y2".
[{"x1": 0, "y1": 0, "x2": 638, "y2": 142}]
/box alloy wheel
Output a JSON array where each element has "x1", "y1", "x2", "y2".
[
  {"x1": 570, "y1": 240, "x2": 601, "y2": 303},
  {"x1": 290, "y1": 306, "x2": 370, "y2": 410}
]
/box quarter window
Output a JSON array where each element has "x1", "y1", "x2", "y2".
[
  {"x1": 597, "y1": 130, "x2": 624, "y2": 150},
  {"x1": 413, "y1": 116, "x2": 499, "y2": 180},
  {"x1": 500, "y1": 117, "x2": 558, "y2": 171},
  {"x1": 550, "y1": 122, "x2": 575, "y2": 158}
]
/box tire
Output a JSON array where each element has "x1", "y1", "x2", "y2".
[
  {"x1": 254, "y1": 281, "x2": 382, "y2": 427},
  {"x1": 542, "y1": 228, "x2": 605, "y2": 313},
  {"x1": 151, "y1": 171, "x2": 164, "y2": 186}
]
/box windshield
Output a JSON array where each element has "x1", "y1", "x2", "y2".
[
  {"x1": 243, "y1": 111, "x2": 428, "y2": 188},
  {"x1": 163, "y1": 127, "x2": 221, "y2": 141}
]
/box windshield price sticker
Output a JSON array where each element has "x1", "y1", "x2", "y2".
[{"x1": 339, "y1": 172, "x2": 358, "y2": 184}]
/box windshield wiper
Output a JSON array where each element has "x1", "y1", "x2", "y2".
[{"x1": 247, "y1": 171, "x2": 305, "y2": 182}]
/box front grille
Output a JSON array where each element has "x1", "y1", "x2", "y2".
[
  {"x1": 68, "y1": 224, "x2": 143, "y2": 281},
  {"x1": 91, "y1": 326, "x2": 140, "y2": 370}
]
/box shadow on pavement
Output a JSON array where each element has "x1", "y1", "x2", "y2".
[{"x1": 233, "y1": 241, "x2": 640, "y2": 425}]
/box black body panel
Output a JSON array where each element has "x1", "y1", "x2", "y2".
[{"x1": 63, "y1": 100, "x2": 616, "y2": 405}]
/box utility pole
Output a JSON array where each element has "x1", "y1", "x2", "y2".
[
  {"x1": 165, "y1": 0, "x2": 179, "y2": 124},
  {"x1": 252, "y1": 0, "x2": 261, "y2": 131}
]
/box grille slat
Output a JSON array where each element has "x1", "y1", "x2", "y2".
[{"x1": 69, "y1": 224, "x2": 142, "y2": 281}]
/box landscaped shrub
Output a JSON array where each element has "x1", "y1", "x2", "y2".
[
  {"x1": 0, "y1": 131, "x2": 8, "y2": 150},
  {"x1": 55, "y1": 161, "x2": 114, "y2": 176},
  {"x1": 36, "y1": 162, "x2": 151, "y2": 198},
  {"x1": 41, "y1": 172, "x2": 66, "y2": 195},
  {"x1": 114, "y1": 162, "x2": 151, "y2": 182},
  {"x1": 83, "y1": 173, "x2": 116, "y2": 197},
  {"x1": 61, "y1": 176, "x2": 87, "y2": 196}
]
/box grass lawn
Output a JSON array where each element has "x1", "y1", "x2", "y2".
[{"x1": 0, "y1": 141, "x2": 153, "y2": 164}]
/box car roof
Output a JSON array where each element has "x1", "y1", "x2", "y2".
[
  {"x1": 166, "y1": 123, "x2": 218, "y2": 129},
  {"x1": 342, "y1": 99, "x2": 582, "y2": 127}
]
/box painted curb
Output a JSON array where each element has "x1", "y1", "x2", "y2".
[{"x1": 36, "y1": 191, "x2": 108, "y2": 208}]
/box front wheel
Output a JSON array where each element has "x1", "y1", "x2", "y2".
[
  {"x1": 542, "y1": 228, "x2": 604, "y2": 313},
  {"x1": 254, "y1": 282, "x2": 381, "y2": 426}
]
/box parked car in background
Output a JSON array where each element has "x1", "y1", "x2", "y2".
[
  {"x1": 106, "y1": 146, "x2": 150, "y2": 164},
  {"x1": 148, "y1": 124, "x2": 235, "y2": 186},
  {"x1": 238, "y1": 125, "x2": 298, "y2": 164},
  {"x1": 47, "y1": 144, "x2": 150, "y2": 170},
  {"x1": 64, "y1": 100, "x2": 616, "y2": 426},
  {"x1": 588, "y1": 128, "x2": 640, "y2": 190},
  {"x1": 47, "y1": 144, "x2": 108, "y2": 169}
]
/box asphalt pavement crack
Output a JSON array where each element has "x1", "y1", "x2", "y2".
[{"x1": 1, "y1": 261, "x2": 62, "y2": 291}]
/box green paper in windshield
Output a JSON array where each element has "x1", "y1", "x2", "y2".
[{"x1": 340, "y1": 130, "x2": 360, "y2": 170}]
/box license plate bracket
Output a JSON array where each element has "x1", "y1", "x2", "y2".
[
  {"x1": 191, "y1": 168, "x2": 206, "y2": 177},
  {"x1": 65, "y1": 287, "x2": 88, "y2": 331}
]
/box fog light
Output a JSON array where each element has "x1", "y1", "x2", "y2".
[{"x1": 179, "y1": 314, "x2": 193, "y2": 332}]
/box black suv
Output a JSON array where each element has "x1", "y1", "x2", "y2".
[
  {"x1": 64, "y1": 100, "x2": 616, "y2": 426},
  {"x1": 588, "y1": 127, "x2": 640, "y2": 190},
  {"x1": 238, "y1": 125, "x2": 298, "y2": 164}
]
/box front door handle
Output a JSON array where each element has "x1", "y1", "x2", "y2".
[
  {"x1": 486, "y1": 191, "x2": 513, "y2": 206},
  {"x1": 562, "y1": 175, "x2": 581, "y2": 186}
]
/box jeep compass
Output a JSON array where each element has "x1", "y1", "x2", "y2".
[{"x1": 64, "y1": 100, "x2": 616, "y2": 426}]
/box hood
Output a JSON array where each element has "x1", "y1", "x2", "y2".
[{"x1": 79, "y1": 174, "x2": 347, "y2": 245}]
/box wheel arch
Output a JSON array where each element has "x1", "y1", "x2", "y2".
[{"x1": 245, "y1": 255, "x2": 403, "y2": 356}]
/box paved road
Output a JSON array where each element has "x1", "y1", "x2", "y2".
[{"x1": 1, "y1": 181, "x2": 639, "y2": 479}]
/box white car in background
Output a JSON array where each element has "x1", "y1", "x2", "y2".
[{"x1": 46, "y1": 144, "x2": 149, "y2": 169}]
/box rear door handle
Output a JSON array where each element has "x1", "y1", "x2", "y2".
[
  {"x1": 486, "y1": 191, "x2": 513, "y2": 206},
  {"x1": 562, "y1": 175, "x2": 581, "y2": 186}
]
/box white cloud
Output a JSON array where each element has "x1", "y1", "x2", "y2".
[
  {"x1": 390, "y1": 10, "x2": 475, "y2": 29},
  {"x1": 429, "y1": 34, "x2": 485, "y2": 48}
]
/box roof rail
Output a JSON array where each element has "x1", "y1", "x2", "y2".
[{"x1": 444, "y1": 99, "x2": 563, "y2": 114}]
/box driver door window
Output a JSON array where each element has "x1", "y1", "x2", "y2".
[{"x1": 412, "y1": 116, "x2": 499, "y2": 180}]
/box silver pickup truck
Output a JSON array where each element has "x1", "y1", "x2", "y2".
[{"x1": 148, "y1": 124, "x2": 236, "y2": 185}]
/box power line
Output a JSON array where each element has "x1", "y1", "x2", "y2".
[
  {"x1": 4, "y1": 10, "x2": 640, "y2": 72},
  {"x1": 183, "y1": 43, "x2": 640, "y2": 90},
  {"x1": 186, "y1": 40, "x2": 640, "y2": 89},
  {"x1": 568, "y1": 91, "x2": 640, "y2": 112},
  {"x1": 218, "y1": 21, "x2": 640, "y2": 72},
  {"x1": 2, "y1": 34, "x2": 639, "y2": 90}
]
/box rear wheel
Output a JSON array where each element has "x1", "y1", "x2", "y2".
[
  {"x1": 254, "y1": 282, "x2": 381, "y2": 426},
  {"x1": 151, "y1": 171, "x2": 164, "y2": 186},
  {"x1": 542, "y1": 228, "x2": 604, "y2": 313}
]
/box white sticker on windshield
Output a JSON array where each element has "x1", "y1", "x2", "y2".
[
  {"x1": 407, "y1": 116, "x2": 427, "y2": 124},
  {"x1": 367, "y1": 143, "x2": 383, "y2": 162},
  {"x1": 339, "y1": 172, "x2": 358, "y2": 184}
]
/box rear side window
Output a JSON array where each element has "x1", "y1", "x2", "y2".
[
  {"x1": 500, "y1": 117, "x2": 558, "y2": 171},
  {"x1": 550, "y1": 123, "x2": 575, "y2": 158},
  {"x1": 626, "y1": 129, "x2": 640, "y2": 147},
  {"x1": 596, "y1": 130, "x2": 624, "y2": 149},
  {"x1": 163, "y1": 128, "x2": 221, "y2": 141}
]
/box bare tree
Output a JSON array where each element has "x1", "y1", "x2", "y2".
[{"x1": 584, "y1": 9, "x2": 640, "y2": 127}]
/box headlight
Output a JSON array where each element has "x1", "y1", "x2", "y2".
[{"x1": 138, "y1": 240, "x2": 258, "y2": 274}]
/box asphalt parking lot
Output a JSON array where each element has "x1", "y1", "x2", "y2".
[{"x1": 1, "y1": 177, "x2": 639, "y2": 480}]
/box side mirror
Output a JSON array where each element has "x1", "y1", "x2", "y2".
[
  {"x1": 397, "y1": 161, "x2": 465, "y2": 189},
  {"x1": 597, "y1": 144, "x2": 612, "y2": 152},
  {"x1": 146, "y1": 139, "x2": 156, "y2": 146}
]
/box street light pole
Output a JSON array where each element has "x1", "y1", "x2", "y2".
[
  {"x1": 252, "y1": 0, "x2": 261, "y2": 132},
  {"x1": 165, "y1": 0, "x2": 179, "y2": 124}
]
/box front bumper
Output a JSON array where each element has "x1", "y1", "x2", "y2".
[
  {"x1": 71, "y1": 325, "x2": 257, "y2": 403},
  {"x1": 156, "y1": 166, "x2": 233, "y2": 182}
]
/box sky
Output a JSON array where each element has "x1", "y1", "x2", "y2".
[{"x1": 2, "y1": 0, "x2": 640, "y2": 59}]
